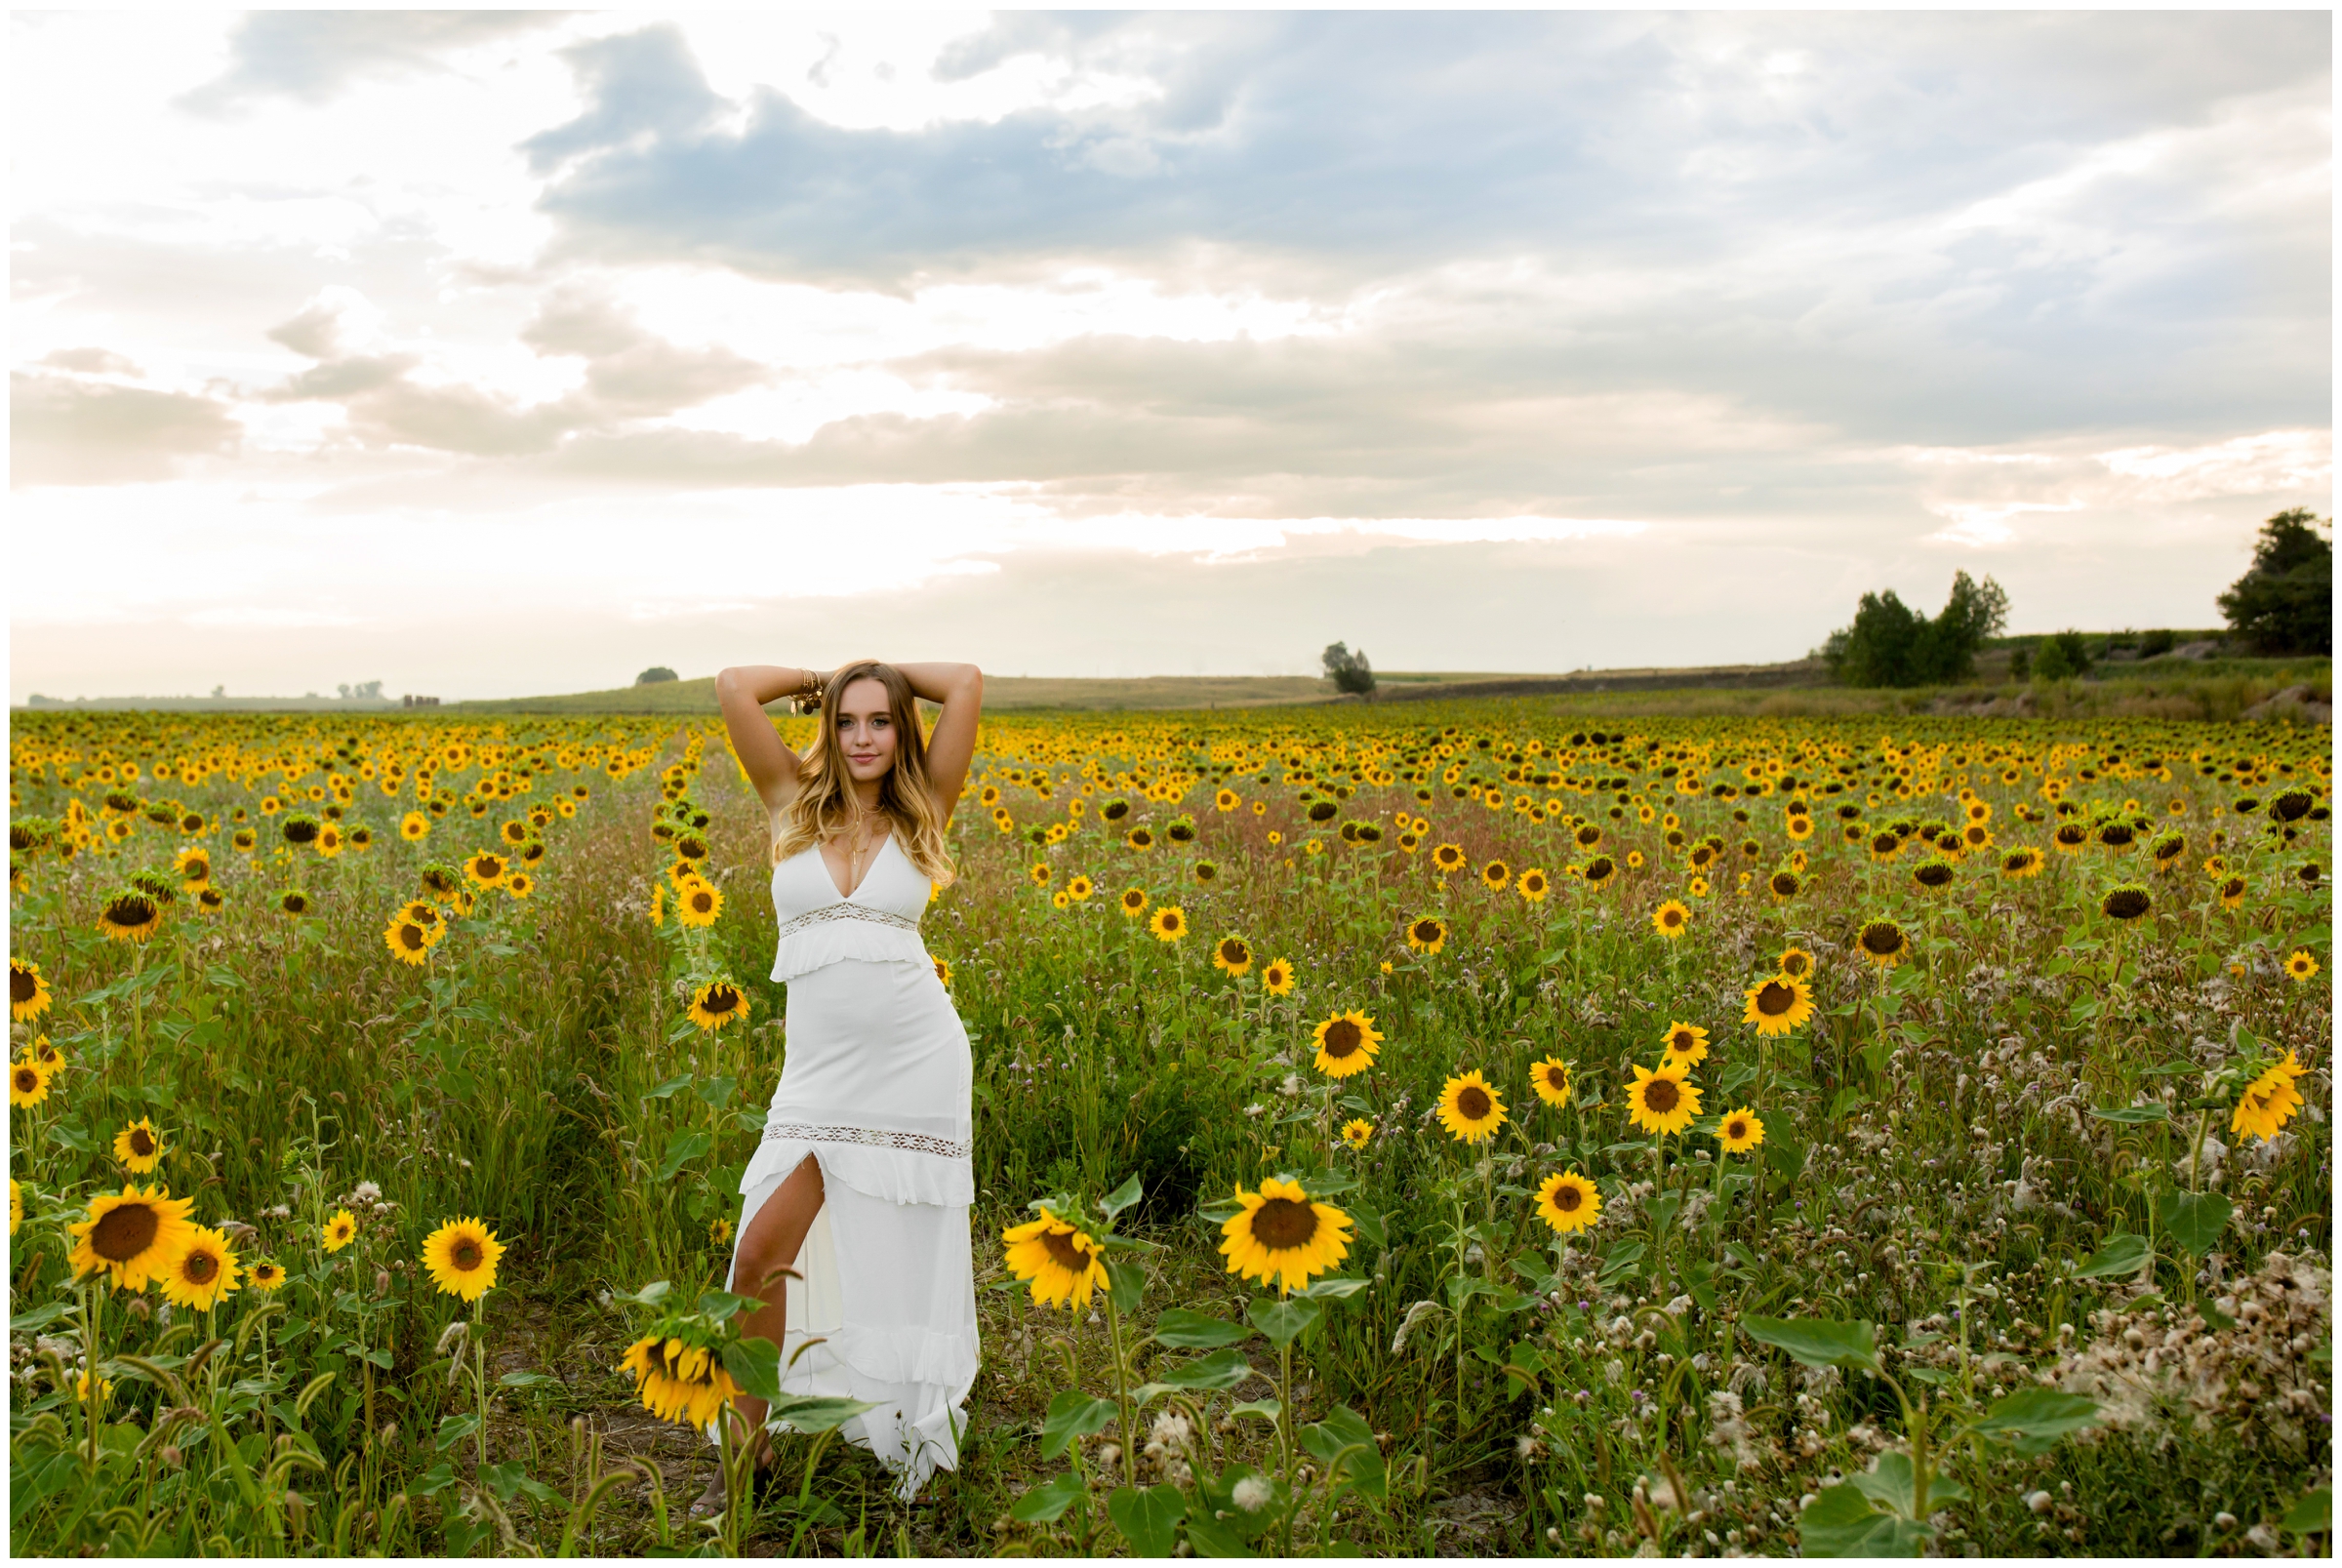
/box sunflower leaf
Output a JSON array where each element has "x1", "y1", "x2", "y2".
[
  {"x1": 1741, "y1": 1316, "x2": 1878, "y2": 1372},
  {"x1": 1247, "y1": 1296, "x2": 1322, "y2": 1347},
  {"x1": 1151, "y1": 1308, "x2": 1252, "y2": 1349},
  {"x1": 1296, "y1": 1276, "x2": 1369, "y2": 1302},
  {"x1": 1009, "y1": 1469, "x2": 1086, "y2": 1525},
  {"x1": 613, "y1": 1280, "x2": 670, "y2": 1307},
  {"x1": 722, "y1": 1337, "x2": 784, "y2": 1403},
  {"x1": 765, "y1": 1391, "x2": 878, "y2": 1435},
  {"x1": 641, "y1": 1074, "x2": 694, "y2": 1102},
  {"x1": 1134, "y1": 1347, "x2": 1253, "y2": 1404},
  {"x1": 2069, "y1": 1233, "x2": 2153, "y2": 1280},
  {"x1": 2087, "y1": 1104, "x2": 2170, "y2": 1125},
  {"x1": 1096, "y1": 1173, "x2": 1145, "y2": 1222},
  {"x1": 1106, "y1": 1259, "x2": 1147, "y2": 1316},
  {"x1": 1107, "y1": 1484, "x2": 1188, "y2": 1557},
  {"x1": 1965, "y1": 1388, "x2": 2102, "y2": 1455},
  {"x1": 655, "y1": 1129, "x2": 713, "y2": 1183},
  {"x1": 1040, "y1": 1390, "x2": 1119, "y2": 1461},
  {"x1": 2157, "y1": 1191, "x2": 2232, "y2": 1258}
]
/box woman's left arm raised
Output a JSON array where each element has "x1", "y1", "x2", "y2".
[{"x1": 893, "y1": 663, "x2": 984, "y2": 821}]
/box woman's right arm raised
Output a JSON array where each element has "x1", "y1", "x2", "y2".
[{"x1": 715, "y1": 665, "x2": 816, "y2": 812}]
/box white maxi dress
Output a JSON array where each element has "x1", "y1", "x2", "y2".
[{"x1": 722, "y1": 833, "x2": 978, "y2": 1499}]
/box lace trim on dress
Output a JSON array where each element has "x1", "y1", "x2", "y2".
[
  {"x1": 763, "y1": 1121, "x2": 971, "y2": 1160},
  {"x1": 773, "y1": 903, "x2": 923, "y2": 941}
]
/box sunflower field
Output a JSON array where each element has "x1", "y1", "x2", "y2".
[{"x1": 7, "y1": 704, "x2": 2331, "y2": 1556}]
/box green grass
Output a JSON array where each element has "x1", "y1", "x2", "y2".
[{"x1": 6, "y1": 701, "x2": 2329, "y2": 1555}]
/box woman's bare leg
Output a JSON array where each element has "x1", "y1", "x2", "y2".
[{"x1": 694, "y1": 1154, "x2": 825, "y2": 1513}]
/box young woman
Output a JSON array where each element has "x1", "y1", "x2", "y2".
[{"x1": 702, "y1": 658, "x2": 984, "y2": 1508}]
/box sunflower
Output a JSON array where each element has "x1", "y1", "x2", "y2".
[
  {"x1": 10, "y1": 957, "x2": 52, "y2": 1023},
  {"x1": 1029, "y1": 862, "x2": 1052, "y2": 888},
  {"x1": 322, "y1": 1208, "x2": 357, "y2": 1252},
  {"x1": 1219, "y1": 1177, "x2": 1353, "y2": 1295},
  {"x1": 10, "y1": 1058, "x2": 56, "y2": 1107},
  {"x1": 1912, "y1": 859, "x2": 1957, "y2": 891},
  {"x1": 113, "y1": 1117, "x2": 164, "y2": 1174},
  {"x1": 384, "y1": 915, "x2": 434, "y2": 966},
  {"x1": 1431, "y1": 842, "x2": 1467, "y2": 875},
  {"x1": 1999, "y1": 847, "x2": 2043, "y2": 879},
  {"x1": 1777, "y1": 946, "x2": 1814, "y2": 979},
  {"x1": 1213, "y1": 935, "x2": 1255, "y2": 977},
  {"x1": 676, "y1": 879, "x2": 722, "y2": 928},
  {"x1": 1001, "y1": 1206, "x2": 1110, "y2": 1309},
  {"x1": 1341, "y1": 1117, "x2": 1374, "y2": 1150},
  {"x1": 1534, "y1": 1171, "x2": 1601, "y2": 1235},
  {"x1": 1480, "y1": 860, "x2": 1512, "y2": 892},
  {"x1": 2218, "y1": 875, "x2": 2247, "y2": 909},
  {"x1": 1766, "y1": 868, "x2": 1801, "y2": 902},
  {"x1": 2100, "y1": 885, "x2": 2152, "y2": 922},
  {"x1": 1651, "y1": 901, "x2": 1691, "y2": 940},
  {"x1": 1660, "y1": 1021, "x2": 1709, "y2": 1069},
  {"x1": 1742, "y1": 975, "x2": 1814, "y2": 1036},
  {"x1": 1528, "y1": 1057, "x2": 1573, "y2": 1108},
  {"x1": 66, "y1": 1184, "x2": 197, "y2": 1292},
  {"x1": 1262, "y1": 957, "x2": 1296, "y2": 996},
  {"x1": 249, "y1": 1260, "x2": 288, "y2": 1293},
  {"x1": 1312, "y1": 1011, "x2": 1383, "y2": 1078},
  {"x1": 2052, "y1": 823, "x2": 2089, "y2": 855},
  {"x1": 465, "y1": 851, "x2": 507, "y2": 889},
  {"x1": 1067, "y1": 875, "x2": 1094, "y2": 902},
  {"x1": 1119, "y1": 887, "x2": 1149, "y2": 919},
  {"x1": 688, "y1": 980, "x2": 748, "y2": 1032},
  {"x1": 1126, "y1": 827, "x2": 1155, "y2": 852},
  {"x1": 2230, "y1": 1062, "x2": 2304, "y2": 1143},
  {"x1": 422, "y1": 1216, "x2": 505, "y2": 1302},
  {"x1": 276, "y1": 889, "x2": 312, "y2": 918},
  {"x1": 1625, "y1": 1063, "x2": 1701, "y2": 1138},
  {"x1": 647, "y1": 884, "x2": 666, "y2": 927},
  {"x1": 10, "y1": 1179, "x2": 20, "y2": 1236},
  {"x1": 96, "y1": 889, "x2": 162, "y2": 943},
  {"x1": 1148, "y1": 905, "x2": 1188, "y2": 943},
  {"x1": 505, "y1": 871, "x2": 534, "y2": 899},
  {"x1": 1855, "y1": 918, "x2": 1911, "y2": 967},
  {"x1": 173, "y1": 845, "x2": 212, "y2": 888},
  {"x1": 1581, "y1": 857, "x2": 1615, "y2": 890},
  {"x1": 161, "y1": 1225, "x2": 241, "y2": 1310},
  {"x1": 2284, "y1": 949, "x2": 2320, "y2": 983},
  {"x1": 400, "y1": 812, "x2": 430, "y2": 841},
  {"x1": 621, "y1": 1328, "x2": 740, "y2": 1427},
  {"x1": 1716, "y1": 1106, "x2": 1765, "y2": 1154},
  {"x1": 1435, "y1": 1069, "x2": 1508, "y2": 1144},
  {"x1": 1786, "y1": 814, "x2": 1815, "y2": 842},
  {"x1": 1403, "y1": 915, "x2": 1449, "y2": 956},
  {"x1": 1517, "y1": 866, "x2": 1551, "y2": 902}
]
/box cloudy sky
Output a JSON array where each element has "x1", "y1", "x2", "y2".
[{"x1": 11, "y1": 10, "x2": 2331, "y2": 702}]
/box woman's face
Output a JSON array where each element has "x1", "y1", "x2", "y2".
[{"x1": 833, "y1": 677, "x2": 899, "y2": 786}]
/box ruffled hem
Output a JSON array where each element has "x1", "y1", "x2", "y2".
[
  {"x1": 770, "y1": 923, "x2": 931, "y2": 984},
  {"x1": 742, "y1": 1137, "x2": 974, "y2": 1208}
]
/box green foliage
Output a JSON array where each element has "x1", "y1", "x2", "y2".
[
  {"x1": 1322, "y1": 641, "x2": 1378, "y2": 695},
  {"x1": 1822, "y1": 571, "x2": 2009, "y2": 686},
  {"x1": 2033, "y1": 628, "x2": 2091, "y2": 681},
  {"x1": 2218, "y1": 508, "x2": 2333, "y2": 654}
]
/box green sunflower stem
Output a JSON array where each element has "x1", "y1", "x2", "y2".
[
  {"x1": 1650, "y1": 1136, "x2": 1670, "y2": 1307},
  {"x1": 80, "y1": 1277, "x2": 101, "y2": 1481},
  {"x1": 1102, "y1": 1282, "x2": 1136, "y2": 1490},
  {"x1": 1277, "y1": 1329, "x2": 1298, "y2": 1555}
]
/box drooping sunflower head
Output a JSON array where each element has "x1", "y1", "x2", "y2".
[
  {"x1": 1767, "y1": 869, "x2": 1801, "y2": 902},
  {"x1": 1219, "y1": 1177, "x2": 1353, "y2": 1295},
  {"x1": 66, "y1": 1184, "x2": 197, "y2": 1292},
  {"x1": 1535, "y1": 1171, "x2": 1601, "y2": 1235},
  {"x1": 1529, "y1": 1057, "x2": 1573, "y2": 1108},
  {"x1": 1999, "y1": 847, "x2": 2043, "y2": 879},
  {"x1": 1855, "y1": 918, "x2": 1910, "y2": 967},
  {"x1": 688, "y1": 980, "x2": 748, "y2": 1032},
  {"x1": 96, "y1": 889, "x2": 162, "y2": 944},
  {"x1": 621, "y1": 1324, "x2": 741, "y2": 1427},
  {"x1": 276, "y1": 889, "x2": 311, "y2": 918},
  {"x1": 1001, "y1": 1205, "x2": 1110, "y2": 1309},
  {"x1": 1311, "y1": 1011, "x2": 1383, "y2": 1078},
  {"x1": 2100, "y1": 884, "x2": 2152, "y2": 923},
  {"x1": 1912, "y1": 859, "x2": 1957, "y2": 891},
  {"x1": 1435, "y1": 1069, "x2": 1508, "y2": 1144},
  {"x1": 422, "y1": 1216, "x2": 505, "y2": 1302}
]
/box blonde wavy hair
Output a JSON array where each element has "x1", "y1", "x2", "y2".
[{"x1": 770, "y1": 660, "x2": 957, "y2": 890}]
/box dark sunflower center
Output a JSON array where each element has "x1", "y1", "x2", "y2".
[
  {"x1": 691, "y1": 893, "x2": 713, "y2": 913},
  {"x1": 1861, "y1": 925, "x2": 1903, "y2": 955},
  {"x1": 11, "y1": 970, "x2": 33, "y2": 1004},
  {"x1": 1727, "y1": 1118, "x2": 1749, "y2": 1141},
  {"x1": 1252, "y1": 1196, "x2": 1319, "y2": 1250},
  {"x1": 129, "y1": 1128, "x2": 155, "y2": 1156},
  {"x1": 1644, "y1": 1078, "x2": 1681, "y2": 1114},
  {"x1": 1662, "y1": 909, "x2": 1683, "y2": 928},
  {"x1": 14, "y1": 1066, "x2": 38, "y2": 1093},
  {"x1": 1414, "y1": 920, "x2": 1441, "y2": 942},
  {"x1": 1543, "y1": 1065, "x2": 1567, "y2": 1091},
  {"x1": 1555, "y1": 1184, "x2": 1583, "y2": 1213},
  {"x1": 1160, "y1": 912, "x2": 1180, "y2": 930},
  {"x1": 704, "y1": 987, "x2": 740, "y2": 1014},
  {"x1": 1038, "y1": 1227, "x2": 1095, "y2": 1272},
  {"x1": 1756, "y1": 983, "x2": 1795, "y2": 1017},
  {"x1": 1221, "y1": 941, "x2": 1246, "y2": 963},
  {"x1": 182, "y1": 1249, "x2": 218, "y2": 1284},
  {"x1": 1457, "y1": 1086, "x2": 1492, "y2": 1121},
  {"x1": 1670, "y1": 1031, "x2": 1696, "y2": 1053},
  {"x1": 399, "y1": 924, "x2": 426, "y2": 950},
  {"x1": 1322, "y1": 1020, "x2": 1362, "y2": 1058},
  {"x1": 92, "y1": 1202, "x2": 160, "y2": 1262},
  {"x1": 1772, "y1": 874, "x2": 1797, "y2": 895},
  {"x1": 452, "y1": 1239, "x2": 483, "y2": 1270}
]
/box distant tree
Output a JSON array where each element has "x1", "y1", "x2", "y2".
[
  {"x1": 1320, "y1": 642, "x2": 1376, "y2": 696},
  {"x1": 635, "y1": 666, "x2": 679, "y2": 685},
  {"x1": 2216, "y1": 508, "x2": 2331, "y2": 654},
  {"x1": 1821, "y1": 572, "x2": 2008, "y2": 687},
  {"x1": 2032, "y1": 630, "x2": 2090, "y2": 681},
  {"x1": 2007, "y1": 646, "x2": 2032, "y2": 682},
  {"x1": 2137, "y1": 629, "x2": 2176, "y2": 659},
  {"x1": 353, "y1": 679, "x2": 384, "y2": 700}
]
